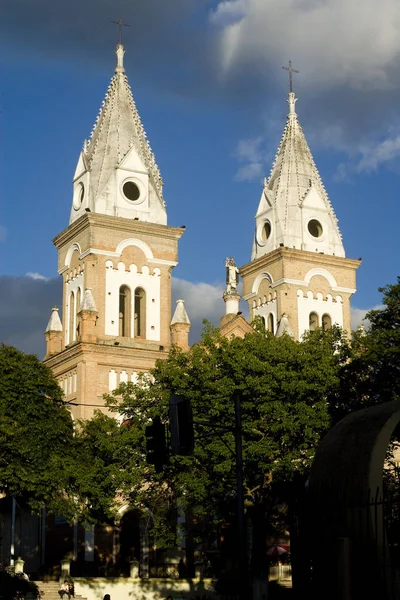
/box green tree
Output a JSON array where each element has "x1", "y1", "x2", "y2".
[
  {"x1": 0, "y1": 569, "x2": 41, "y2": 600},
  {"x1": 0, "y1": 344, "x2": 75, "y2": 515},
  {"x1": 333, "y1": 277, "x2": 400, "y2": 422},
  {"x1": 102, "y1": 324, "x2": 346, "y2": 585}
]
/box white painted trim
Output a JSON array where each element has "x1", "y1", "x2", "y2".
[
  {"x1": 304, "y1": 267, "x2": 337, "y2": 288},
  {"x1": 243, "y1": 292, "x2": 257, "y2": 301},
  {"x1": 115, "y1": 238, "x2": 154, "y2": 259},
  {"x1": 65, "y1": 242, "x2": 82, "y2": 267},
  {"x1": 332, "y1": 286, "x2": 357, "y2": 294},
  {"x1": 148, "y1": 258, "x2": 178, "y2": 266},
  {"x1": 270, "y1": 278, "x2": 307, "y2": 288},
  {"x1": 58, "y1": 266, "x2": 69, "y2": 275},
  {"x1": 79, "y1": 248, "x2": 120, "y2": 259},
  {"x1": 78, "y1": 246, "x2": 174, "y2": 265},
  {"x1": 252, "y1": 271, "x2": 274, "y2": 294}
]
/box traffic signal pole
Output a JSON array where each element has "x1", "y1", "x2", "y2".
[
  {"x1": 170, "y1": 392, "x2": 250, "y2": 598},
  {"x1": 234, "y1": 393, "x2": 248, "y2": 600}
]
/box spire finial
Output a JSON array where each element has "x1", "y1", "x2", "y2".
[
  {"x1": 282, "y1": 60, "x2": 299, "y2": 94},
  {"x1": 111, "y1": 16, "x2": 131, "y2": 45}
]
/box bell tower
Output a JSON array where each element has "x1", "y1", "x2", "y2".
[
  {"x1": 240, "y1": 72, "x2": 361, "y2": 340},
  {"x1": 44, "y1": 43, "x2": 188, "y2": 418}
]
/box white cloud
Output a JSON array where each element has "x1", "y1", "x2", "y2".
[
  {"x1": 212, "y1": 0, "x2": 400, "y2": 92},
  {"x1": 351, "y1": 305, "x2": 383, "y2": 330},
  {"x1": 172, "y1": 278, "x2": 226, "y2": 341},
  {"x1": 25, "y1": 272, "x2": 49, "y2": 280},
  {"x1": 210, "y1": 0, "x2": 248, "y2": 26},
  {"x1": 233, "y1": 136, "x2": 265, "y2": 181},
  {"x1": 235, "y1": 136, "x2": 263, "y2": 163},
  {"x1": 234, "y1": 162, "x2": 263, "y2": 181},
  {"x1": 333, "y1": 130, "x2": 400, "y2": 179},
  {"x1": 357, "y1": 135, "x2": 400, "y2": 172},
  {"x1": 172, "y1": 278, "x2": 249, "y2": 342}
]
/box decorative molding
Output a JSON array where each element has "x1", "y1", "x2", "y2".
[
  {"x1": 65, "y1": 242, "x2": 82, "y2": 267},
  {"x1": 115, "y1": 238, "x2": 154, "y2": 259},
  {"x1": 270, "y1": 277, "x2": 307, "y2": 288},
  {"x1": 252, "y1": 271, "x2": 274, "y2": 294},
  {"x1": 304, "y1": 267, "x2": 337, "y2": 288},
  {"x1": 79, "y1": 248, "x2": 120, "y2": 259},
  {"x1": 332, "y1": 286, "x2": 357, "y2": 294},
  {"x1": 148, "y1": 258, "x2": 178, "y2": 267}
]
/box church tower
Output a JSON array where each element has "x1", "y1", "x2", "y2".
[
  {"x1": 44, "y1": 43, "x2": 187, "y2": 418},
  {"x1": 240, "y1": 75, "x2": 361, "y2": 340}
]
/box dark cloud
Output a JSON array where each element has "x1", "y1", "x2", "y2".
[
  {"x1": 0, "y1": 0, "x2": 214, "y2": 87},
  {"x1": 3, "y1": 0, "x2": 400, "y2": 156},
  {"x1": 0, "y1": 275, "x2": 62, "y2": 358},
  {"x1": 0, "y1": 274, "x2": 227, "y2": 358}
]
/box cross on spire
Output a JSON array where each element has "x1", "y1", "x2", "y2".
[
  {"x1": 282, "y1": 60, "x2": 299, "y2": 93},
  {"x1": 111, "y1": 16, "x2": 131, "y2": 45}
]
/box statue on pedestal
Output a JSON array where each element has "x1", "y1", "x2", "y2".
[{"x1": 225, "y1": 257, "x2": 239, "y2": 292}]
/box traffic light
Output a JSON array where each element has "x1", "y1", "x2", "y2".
[
  {"x1": 145, "y1": 416, "x2": 168, "y2": 472},
  {"x1": 169, "y1": 395, "x2": 194, "y2": 455}
]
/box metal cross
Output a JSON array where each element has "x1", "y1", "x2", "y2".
[
  {"x1": 282, "y1": 60, "x2": 299, "y2": 93},
  {"x1": 111, "y1": 16, "x2": 131, "y2": 45}
]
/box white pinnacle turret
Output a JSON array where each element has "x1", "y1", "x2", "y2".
[
  {"x1": 45, "y1": 307, "x2": 63, "y2": 333},
  {"x1": 171, "y1": 299, "x2": 190, "y2": 325},
  {"x1": 79, "y1": 288, "x2": 97, "y2": 313}
]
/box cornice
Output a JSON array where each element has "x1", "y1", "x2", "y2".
[
  {"x1": 44, "y1": 339, "x2": 170, "y2": 370},
  {"x1": 240, "y1": 248, "x2": 361, "y2": 277},
  {"x1": 53, "y1": 213, "x2": 185, "y2": 249}
]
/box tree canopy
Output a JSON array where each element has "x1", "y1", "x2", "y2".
[
  {"x1": 0, "y1": 344, "x2": 76, "y2": 515},
  {"x1": 97, "y1": 324, "x2": 348, "y2": 545},
  {"x1": 332, "y1": 277, "x2": 400, "y2": 422}
]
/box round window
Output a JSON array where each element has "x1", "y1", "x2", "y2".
[
  {"x1": 123, "y1": 181, "x2": 141, "y2": 202},
  {"x1": 73, "y1": 182, "x2": 85, "y2": 210},
  {"x1": 261, "y1": 221, "x2": 271, "y2": 241},
  {"x1": 308, "y1": 219, "x2": 323, "y2": 238}
]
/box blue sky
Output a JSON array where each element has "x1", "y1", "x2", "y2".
[{"x1": 1, "y1": 0, "x2": 399, "y2": 355}]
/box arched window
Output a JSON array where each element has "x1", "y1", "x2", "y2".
[
  {"x1": 267, "y1": 313, "x2": 275, "y2": 334},
  {"x1": 119, "y1": 286, "x2": 131, "y2": 337},
  {"x1": 309, "y1": 312, "x2": 319, "y2": 331},
  {"x1": 68, "y1": 291, "x2": 75, "y2": 344},
  {"x1": 322, "y1": 314, "x2": 332, "y2": 331},
  {"x1": 134, "y1": 287, "x2": 146, "y2": 338}
]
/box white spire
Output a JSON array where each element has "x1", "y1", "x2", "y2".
[
  {"x1": 171, "y1": 299, "x2": 190, "y2": 325},
  {"x1": 70, "y1": 44, "x2": 166, "y2": 226},
  {"x1": 252, "y1": 91, "x2": 344, "y2": 260},
  {"x1": 45, "y1": 307, "x2": 63, "y2": 333}
]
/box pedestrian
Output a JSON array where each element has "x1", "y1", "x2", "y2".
[
  {"x1": 59, "y1": 580, "x2": 70, "y2": 600},
  {"x1": 103, "y1": 595, "x2": 111, "y2": 600}
]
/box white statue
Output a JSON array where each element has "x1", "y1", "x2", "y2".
[{"x1": 225, "y1": 257, "x2": 239, "y2": 292}]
